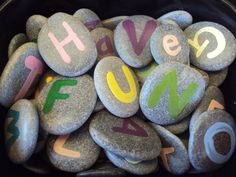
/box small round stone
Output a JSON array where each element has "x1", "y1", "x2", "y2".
[
  {"x1": 208, "y1": 68, "x2": 228, "y2": 86},
  {"x1": 105, "y1": 150, "x2": 158, "y2": 175},
  {"x1": 0, "y1": 42, "x2": 45, "y2": 107},
  {"x1": 185, "y1": 22, "x2": 236, "y2": 71},
  {"x1": 47, "y1": 125, "x2": 101, "y2": 172},
  {"x1": 4, "y1": 99, "x2": 39, "y2": 163},
  {"x1": 133, "y1": 62, "x2": 158, "y2": 85},
  {"x1": 89, "y1": 110, "x2": 162, "y2": 161},
  {"x1": 8, "y1": 33, "x2": 29, "y2": 58},
  {"x1": 93, "y1": 98, "x2": 105, "y2": 113},
  {"x1": 76, "y1": 162, "x2": 127, "y2": 177},
  {"x1": 189, "y1": 109, "x2": 236, "y2": 172},
  {"x1": 26, "y1": 15, "x2": 47, "y2": 42},
  {"x1": 140, "y1": 62, "x2": 206, "y2": 125},
  {"x1": 114, "y1": 15, "x2": 158, "y2": 68},
  {"x1": 73, "y1": 8, "x2": 102, "y2": 31},
  {"x1": 190, "y1": 86, "x2": 225, "y2": 132},
  {"x1": 157, "y1": 10, "x2": 193, "y2": 29},
  {"x1": 102, "y1": 16, "x2": 129, "y2": 30},
  {"x1": 164, "y1": 116, "x2": 190, "y2": 135},
  {"x1": 94, "y1": 56, "x2": 140, "y2": 118},
  {"x1": 91, "y1": 27, "x2": 117, "y2": 61},
  {"x1": 38, "y1": 12, "x2": 97, "y2": 77},
  {"x1": 150, "y1": 124, "x2": 190, "y2": 174},
  {"x1": 150, "y1": 24, "x2": 190, "y2": 65},
  {"x1": 36, "y1": 74, "x2": 97, "y2": 135}
]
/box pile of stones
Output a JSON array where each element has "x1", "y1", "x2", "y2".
[{"x1": 1, "y1": 8, "x2": 236, "y2": 176}]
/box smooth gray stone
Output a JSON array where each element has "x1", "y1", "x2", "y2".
[
  {"x1": 36, "y1": 74, "x2": 97, "y2": 135},
  {"x1": 105, "y1": 150, "x2": 158, "y2": 175},
  {"x1": 38, "y1": 12, "x2": 97, "y2": 77},
  {"x1": 189, "y1": 86, "x2": 225, "y2": 132},
  {"x1": 5, "y1": 99, "x2": 39, "y2": 163},
  {"x1": 185, "y1": 22, "x2": 236, "y2": 71},
  {"x1": 164, "y1": 116, "x2": 190, "y2": 135},
  {"x1": 0, "y1": 42, "x2": 45, "y2": 107},
  {"x1": 150, "y1": 24, "x2": 190, "y2": 65},
  {"x1": 102, "y1": 16, "x2": 129, "y2": 30},
  {"x1": 140, "y1": 62, "x2": 206, "y2": 125},
  {"x1": 189, "y1": 109, "x2": 236, "y2": 172},
  {"x1": 89, "y1": 110, "x2": 162, "y2": 161},
  {"x1": 73, "y1": 8, "x2": 102, "y2": 31},
  {"x1": 76, "y1": 162, "x2": 127, "y2": 177},
  {"x1": 91, "y1": 27, "x2": 117, "y2": 61},
  {"x1": 157, "y1": 10, "x2": 193, "y2": 29},
  {"x1": 47, "y1": 125, "x2": 101, "y2": 172},
  {"x1": 150, "y1": 124, "x2": 190, "y2": 174},
  {"x1": 26, "y1": 15, "x2": 47, "y2": 42},
  {"x1": 94, "y1": 56, "x2": 140, "y2": 118},
  {"x1": 8, "y1": 33, "x2": 29, "y2": 58},
  {"x1": 133, "y1": 62, "x2": 158, "y2": 86},
  {"x1": 114, "y1": 15, "x2": 158, "y2": 68},
  {"x1": 208, "y1": 68, "x2": 228, "y2": 86}
]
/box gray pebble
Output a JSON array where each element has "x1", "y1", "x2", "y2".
[
  {"x1": 133, "y1": 62, "x2": 158, "y2": 86},
  {"x1": 164, "y1": 116, "x2": 190, "y2": 135},
  {"x1": 38, "y1": 12, "x2": 97, "y2": 77},
  {"x1": 76, "y1": 161, "x2": 127, "y2": 177},
  {"x1": 150, "y1": 24, "x2": 190, "y2": 65},
  {"x1": 150, "y1": 124, "x2": 190, "y2": 174},
  {"x1": 189, "y1": 109, "x2": 236, "y2": 172},
  {"x1": 0, "y1": 42, "x2": 45, "y2": 107},
  {"x1": 89, "y1": 110, "x2": 162, "y2": 161},
  {"x1": 73, "y1": 8, "x2": 102, "y2": 31},
  {"x1": 190, "y1": 86, "x2": 225, "y2": 132},
  {"x1": 102, "y1": 16, "x2": 129, "y2": 30},
  {"x1": 91, "y1": 27, "x2": 117, "y2": 61},
  {"x1": 208, "y1": 68, "x2": 228, "y2": 86},
  {"x1": 26, "y1": 15, "x2": 47, "y2": 42},
  {"x1": 157, "y1": 10, "x2": 193, "y2": 29},
  {"x1": 94, "y1": 56, "x2": 140, "y2": 118},
  {"x1": 36, "y1": 74, "x2": 97, "y2": 135},
  {"x1": 105, "y1": 150, "x2": 158, "y2": 175},
  {"x1": 114, "y1": 15, "x2": 158, "y2": 68},
  {"x1": 47, "y1": 125, "x2": 101, "y2": 172},
  {"x1": 185, "y1": 21, "x2": 236, "y2": 71},
  {"x1": 140, "y1": 62, "x2": 206, "y2": 125},
  {"x1": 8, "y1": 33, "x2": 29, "y2": 58},
  {"x1": 5, "y1": 99, "x2": 39, "y2": 163}
]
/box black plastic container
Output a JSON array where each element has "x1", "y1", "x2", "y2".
[{"x1": 0, "y1": 0, "x2": 236, "y2": 177}]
